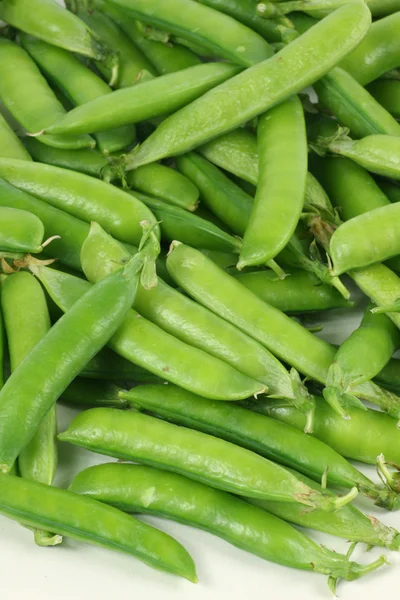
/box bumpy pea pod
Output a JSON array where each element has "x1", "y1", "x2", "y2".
[
  {"x1": 126, "y1": 3, "x2": 371, "y2": 168},
  {"x1": 0, "y1": 474, "x2": 196, "y2": 582},
  {"x1": 21, "y1": 35, "x2": 136, "y2": 156},
  {"x1": 0, "y1": 114, "x2": 31, "y2": 161},
  {"x1": 126, "y1": 164, "x2": 199, "y2": 212},
  {"x1": 121, "y1": 384, "x2": 399, "y2": 510},
  {"x1": 0, "y1": 38, "x2": 93, "y2": 150},
  {"x1": 43, "y1": 62, "x2": 241, "y2": 137},
  {"x1": 0, "y1": 249, "x2": 145, "y2": 473},
  {"x1": 60, "y1": 378, "x2": 127, "y2": 409},
  {"x1": 79, "y1": 347, "x2": 161, "y2": 382},
  {"x1": 23, "y1": 139, "x2": 108, "y2": 178},
  {"x1": 60, "y1": 407, "x2": 356, "y2": 511},
  {"x1": 0, "y1": 207, "x2": 45, "y2": 256},
  {"x1": 0, "y1": 159, "x2": 158, "y2": 247},
  {"x1": 80, "y1": 222, "x2": 314, "y2": 410},
  {"x1": 239, "y1": 96, "x2": 307, "y2": 268},
  {"x1": 69, "y1": 463, "x2": 386, "y2": 590},
  {"x1": 106, "y1": 0, "x2": 273, "y2": 66},
  {"x1": 33, "y1": 266, "x2": 265, "y2": 401},
  {"x1": 1, "y1": 272, "x2": 59, "y2": 547},
  {"x1": 368, "y1": 80, "x2": 400, "y2": 120},
  {"x1": 324, "y1": 306, "x2": 400, "y2": 417}
]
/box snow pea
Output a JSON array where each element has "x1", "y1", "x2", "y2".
[
  {"x1": 107, "y1": 0, "x2": 273, "y2": 66},
  {"x1": 0, "y1": 254, "x2": 141, "y2": 473},
  {"x1": 60, "y1": 379, "x2": 127, "y2": 409},
  {"x1": 0, "y1": 207, "x2": 44, "y2": 256},
  {"x1": 239, "y1": 96, "x2": 307, "y2": 267},
  {"x1": 0, "y1": 159, "x2": 158, "y2": 246},
  {"x1": 121, "y1": 384, "x2": 398, "y2": 509},
  {"x1": 21, "y1": 35, "x2": 136, "y2": 155},
  {"x1": 126, "y1": 164, "x2": 199, "y2": 212},
  {"x1": 368, "y1": 80, "x2": 400, "y2": 120},
  {"x1": 1, "y1": 272, "x2": 59, "y2": 547},
  {"x1": 80, "y1": 347, "x2": 160, "y2": 382},
  {"x1": 0, "y1": 38, "x2": 93, "y2": 150},
  {"x1": 33, "y1": 266, "x2": 264, "y2": 401},
  {"x1": 0, "y1": 114, "x2": 31, "y2": 161},
  {"x1": 23, "y1": 139, "x2": 108, "y2": 178},
  {"x1": 69, "y1": 463, "x2": 386, "y2": 587},
  {"x1": 127, "y1": 3, "x2": 371, "y2": 167},
  {"x1": 60, "y1": 407, "x2": 355, "y2": 511},
  {"x1": 0, "y1": 473, "x2": 197, "y2": 582},
  {"x1": 44, "y1": 62, "x2": 241, "y2": 136}
]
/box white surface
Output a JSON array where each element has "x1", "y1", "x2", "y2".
[{"x1": 1, "y1": 299, "x2": 400, "y2": 600}]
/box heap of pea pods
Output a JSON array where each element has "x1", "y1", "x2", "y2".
[{"x1": 1, "y1": 0, "x2": 400, "y2": 594}]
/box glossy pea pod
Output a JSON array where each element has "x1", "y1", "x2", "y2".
[
  {"x1": 0, "y1": 254, "x2": 142, "y2": 473},
  {"x1": 79, "y1": 347, "x2": 161, "y2": 382},
  {"x1": 33, "y1": 266, "x2": 265, "y2": 401},
  {"x1": 60, "y1": 407, "x2": 356, "y2": 511},
  {"x1": 59, "y1": 378, "x2": 127, "y2": 409},
  {"x1": 0, "y1": 207, "x2": 45, "y2": 256},
  {"x1": 0, "y1": 159, "x2": 158, "y2": 247},
  {"x1": 43, "y1": 62, "x2": 241, "y2": 137},
  {"x1": 258, "y1": 0, "x2": 399, "y2": 19},
  {"x1": 69, "y1": 463, "x2": 387, "y2": 588},
  {"x1": 1, "y1": 272, "x2": 59, "y2": 547},
  {"x1": 80, "y1": 222, "x2": 314, "y2": 408},
  {"x1": 126, "y1": 3, "x2": 371, "y2": 167},
  {"x1": 0, "y1": 38, "x2": 94, "y2": 150},
  {"x1": 0, "y1": 474, "x2": 197, "y2": 582},
  {"x1": 106, "y1": 0, "x2": 273, "y2": 66},
  {"x1": 126, "y1": 164, "x2": 199, "y2": 212},
  {"x1": 368, "y1": 80, "x2": 400, "y2": 120},
  {"x1": 238, "y1": 96, "x2": 307, "y2": 268},
  {"x1": 21, "y1": 35, "x2": 136, "y2": 155},
  {"x1": 0, "y1": 114, "x2": 31, "y2": 161},
  {"x1": 324, "y1": 306, "x2": 400, "y2": 417},
  {"x1": 121, "y1": 384, "x2": 400, "y2": 510}
]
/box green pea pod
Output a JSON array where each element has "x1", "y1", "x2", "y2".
[
  {"x1": 121, "y1": 384, "x2": 398, "y2": 509},
  {"x1": 60, "y1": 407, "x2": 356, "y2": 511},
  {"x1": 21, "y1": 35, "x2": 136, "y2": 155},
  {"x1": 340, "y1": 12, "x2": 400, "y2": 85},
  {"x1": 0, "y1": 159, "x2": 158, "y2": 246},
  {"x1": 0, "y1": 114, "x2": 31, "y2": 161},
  {"x1": 0, "y1": 207, "x2": 44, "y2": 255},
  {"x1": 80, "y1": 347, "x2": 161, "y2": 382},
  {"x1": 314, "y1": 67, "x2": 400, "y2": 139},
  {"x1": 23, "y1": 138, "x2": 108, "y2": 178},
  {"x1": 0, "y1": 474, "x2": 196, "y2": 581},
  {"x1": 0, "y1": 38, "x2": 94, "y2": 150},
  {"x1": 69, "y1": 463, "x2": 387, "y2": 587},
  {"x1": 0, "y1": 253, "x2": 143, "y2": 473},
  {"x1": 126, "y1": 164, "x2": 199, "y2": 212},
  {"x1": 60, "y1": 378, "x2": 127, "y2": 408},
  {"x1": 33, "y1": 266, "x2": 265, "y2": 401},
  {"x1": 73, "y1": 7, "x2": 157, "y2": 87},
  {"x1": 239, "y1": 96, "x2": 307, "y2": 268},
  {"x1": 127, "y1": 3, "x2": 371, "y2": 167},
  {"x1": 80, "y1": 222, "x2": 313, "y2": 405},
  {"x1": 44, "y1": 63, "x2": 242, "y2": 136},
  {"x1": 368, "y1": 80, "x2": 400, "y2": 120},
  {"x1": 234, "y1": 269, "x2": 353, "y2": 313},
  {"x1": 131, "y1": 192, "x2": 241, "y2": 253},
  {"x1": 259, "y1": 0, "x2": 400, "y2": 18},
  {"x1": 106, "y1": 0, "x2": 273, "y2": 66},
  {"x1": 375, "y1": 357, "x2": 400, "y2": 394}
]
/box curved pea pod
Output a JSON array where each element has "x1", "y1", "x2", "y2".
[
  {"x1": 0, "y1": 114, "x2": 31, "y2": 161},
  {"x1": 314, "y1": 67, "x2": 400, "y2": 139},
  {"x1": 59, "y1": 378, "x2": 127, "y2": 409},
  {"x1": 132, "y1": 192, "x2": 241, "y2": 253},
  {"x1": 69, "y1": 463, "x2": 387, "y2": 587},
  {"x1": 80, "y1": 222, "x2": 312, "y2": 404},
  {"x1": 0, "y1": 474, "x2": 196, "y2": 582},
  {"x1": 23, "y1": 139, "x2": 108, "y2": 178},
  {"x1": 239, "y1": 96, "x2": 307, "y2": 268},
  {"x1": 0, "y1": 207, "x2": 45, "y2": 255},
  {"x1": 21, "y1": 35, "x2": 136, "y2": 155},
  {"x1": 340, "y1": 11, "x2": 400, "y2": 85},
  {"x1": 126, "y1": 164, "x2": 199, "y2": 212},
  {"x1": 121, "y1": 384, "x2": 399, "y2": 509},
  {"x1": 33, "y1": 266, "x2": 265, "y2": 401},
  {"x1": 106, "y1": 0, "x2": 273, "y2": 66},
  {"x1": 60, "y1": 407, "x2": 356, "y2": 511},
  {"x1": 0, "y1": 159, "x2": 158, "y2": 246},
  {"x1": 0, "y1": 255, "x2": 142, "y2": 473},
  {"x1": 127, "y1": 3, "x2": 371, "y2": 167},
  {"x1": 233, "y1": 269, "x2": 353, "y2": 313},
  {"x1": 368, "y1": 80, "x2": 400, "y2": 120},
  {"x1": 44, "y1": 63, "x2": 242, "y2": 136},
  {"x1": 0, "y1": 38, "x2": 93, "y2": 150}
]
